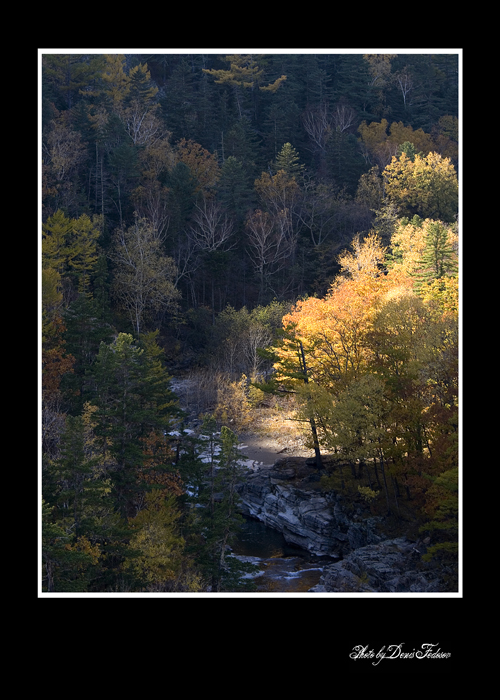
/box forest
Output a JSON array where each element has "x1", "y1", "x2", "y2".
[{"x1": 40, "y1": 51, "x2": 460, "y2": 593}]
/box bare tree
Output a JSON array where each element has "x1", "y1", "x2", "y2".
[
  {"x1": 302, "y1": 102, "x2": 332, "y2": 155},
  {"x1": 123, "y1": 106, "x2": 165, "y2": 147},
  {"x1": 189, "y1": 197, "x2": 236, "y2": 253},
  {"x1": 296, "y1": 177, "x2": 337, "y2": 248},
  {"x1": 332, "y1": 102, "x2": 356, "y2": 133},
  {"x1": 246, "y1": 209, "x2": 296, "y2": 301},
  {"x1": 394, "y1": 68, "x2": 414, "y2": 109}
]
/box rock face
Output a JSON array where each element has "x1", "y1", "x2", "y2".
[
  {"x1": 236, "y1": 457, "x2": 448, "y2": 593},
  {"x1": 236, "y1": 459, "x2": 383, "y2": 558},
  {"x1": 310, "y1": 537, "x2": 443, "y2": 593}
]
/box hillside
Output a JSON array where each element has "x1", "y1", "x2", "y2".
[{"x1": 40, "y1": 51, "x2": 460, "y2": 594}]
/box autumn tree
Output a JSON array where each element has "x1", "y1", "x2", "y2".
[
  {"x1": 131, "y1": 137, "x2": 175, "y2": 236},
  {"x1": 124, "y1": 490, "x2": 187, "y2": 591},
  {"x1": 42, "y1": 112, "x2": 88, "y2": 215},
  {"x1": 337, "y1": 231, "x2": 386, "y2": 280},
  {"x1": 42, "y1": 209, "x2": 102, "y2": 302},
  {"x1": 383, "y1": 151, "x2": 458, "y2": 222},
  {"x1": 175, "y1": 138, "x2": 221, "y2": 196}
]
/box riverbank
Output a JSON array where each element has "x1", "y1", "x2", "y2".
[{"x1": 170, "y1": 375, "x2": 456, "y2": 593}]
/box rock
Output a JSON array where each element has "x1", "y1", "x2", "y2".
[
  {"x1": 236, "y1": 463, "x2": 382, "y2": 558},
  {"x1": 311, "y1": 537, "x2": 444, "y2": 593},
  {"x1": 236, "y1": 454, "x2": 449, "y2": 592}
]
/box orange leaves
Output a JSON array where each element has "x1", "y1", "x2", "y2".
[{"x1": 277, "y1": 270, "x2": 398, "y2": 393}]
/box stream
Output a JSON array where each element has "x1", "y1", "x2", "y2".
[
  {"x1": 170, "y1": 377, "x2": 329, "y2": 593},
  {"x1": 230, "y1": 516, "x2": 328, "y2": 592}
]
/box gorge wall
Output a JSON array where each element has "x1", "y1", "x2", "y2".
[{"x1": 236, "y1": 457, "x2": 449, "y2": 593}]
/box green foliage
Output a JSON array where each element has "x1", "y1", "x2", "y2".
[
  {"x1": 413, "y1": 221, "x2": 458, "y2": 292},
  {"x1": 180, "y1": 417, "x2": 258, "y2": 592},
  {"x1": 87, "y1": 332, "x2": 181, "y2": 517},
  {"x1": 358, "y1": 485, "x2": 380, "y2": 503},
  {"x1": 274, "y1": 142, "x2": 304, "y2": 179}
]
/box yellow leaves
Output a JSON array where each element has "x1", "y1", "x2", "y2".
[
  {"x1": 337, "y1": 231, "x2": 386, "y2": 279},
  {"x1": 66, "y1": 535, "x2": 101, "y2": 567},
  {"x1": 383, "y1": 152, "x2": 458, "y2": 221},
  {"x1": 419, "y1": 276, "x2": 459, "y2": 319},
  {"x1": 125, "y1": 491, "x2": 185, "y2": 588},
  {"x1": 277, "y1": 270, "x2": 396, "y2": 392},
  {"x1": 389, "y1": 217, "x2": 458, "y2": 286},
  {"x1": 214, "y1": 374, "x2": 254, "y2": 431},
  {"x1": 260, "y1": 74, "x2": 287, "y2": 92},
  {"x1": 102, "y1": 54, "x2": 129, "y2": 106}
]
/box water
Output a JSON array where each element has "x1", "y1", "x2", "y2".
[{"x1": 230, "y1": 517, "x2": 327, "y2": 593}]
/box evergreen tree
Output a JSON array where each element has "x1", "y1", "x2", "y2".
[
  {"x1": 217, "y1": 156, "x2": 254, "y2": 222},
  {"x1": 181, "y1": 416, "x2": 257, "y2": 592},
  {"x1": 414, "y1": 221, "x2": 458, "y2": 292},
  {"x1": 88, "y1": 333, "x2": 181, "y2": 518},
  {"x1": 274, "y1": 142, "x2": 305, "y2": 179},
  {"x1": 62, "y1": 295, "x2": 114, "y2": 413}
]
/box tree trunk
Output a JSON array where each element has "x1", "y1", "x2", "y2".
[{"x1": 298, "y1": 341, "x2": 323, "y2": 468}]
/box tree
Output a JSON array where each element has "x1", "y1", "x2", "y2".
[
  {"x1": 67, "y1": 213, "x2": 102, "y2": 296},
  {"x1": 217, "y1": 156, "x2": 253, "y2": 221},
  {"x1": 383, "y1": 151, "x2": 458, "y2": 222},
  {"x1": 256, "y1": 321, "x2": 325, "y2": 468},
  {"x1": 42, "y1": 113, "x2": 88, "y2": 215},
  {"x1": 110, "y1": 216, "x2": 180, "y2": 335},
  {"x1": 187, "y1": 416, "x2": 257, "y2": 591},
  {"x1": 101, "y1": 54, "x2": 130, "y2": 110},
  {"x1": 302, "y1": 102, "x2": 333, "y2": 169},
  {"x1": 88, "y1": 332, "x2": 181, "y2": 518},
  {"x1": 245, "y1": 209, "x2": 295, "y2": 302},
  {"x1": 413, "y1": 220, "x2": 458, "y2": 291},
  {"x1": 337, "y1": 231, "x2": 386, "y2": 280},
  {"x1": 124, "y1": 490, "x2": 187, "y2": 591},
  {"x1": 131, "y1": 137, "x2": 176, "y2": 236},
  {"x1": 42, "y1": 209, "x2": 102, "y2": 301},
  {"x1": 61, "y1": 294, "x2": 114, "y2": 413},
  {"x1": 308, "y1": 373, "x2": 393, "y2": 506},
  {"x1": 189, "y1": 196, "x2": 236, "y2": 253},
  {"x1": 273, "y1": 142, "x2": 304, "y2": 179},
  {"x1": 41, "y1": 498, "x2": 100, "y2": 592},
  {"x1": 175, "y1": 138, "x2": 221, "y2": 196},
  {"x1": 203, "y1": 54, "x2": 286, "y2": 119}
]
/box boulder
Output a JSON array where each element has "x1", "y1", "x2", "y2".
[{"x1": 310, "y1": 537, "x2": 444, "y2": 592}]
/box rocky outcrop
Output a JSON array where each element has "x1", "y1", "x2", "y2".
[
  {"x1": 236, "y1": 457, "x2": 449, "y2": 592},
  {"x1": 236, "y1": 458, "x2": 383, "y2": 558},
  {"x1": 310, "y1": 537, "x2": 444, "y2": 593}
]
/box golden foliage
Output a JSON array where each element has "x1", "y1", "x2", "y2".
[{"x1": 214, "y1": 374, "x2": 254, "y2": 431}]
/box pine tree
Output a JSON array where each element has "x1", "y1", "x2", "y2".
[
  {"x1": 413, "y1": 221, "x2": 458, "y2": 292},
  {"x1": 274, "y1": 142, "x2": 304, "y2": 179},
  {"x1": 88, "y1": 333, "x2": 181, "y2": 518},
  {"x1": 180, "y1": 416, "x2": 257, "y2": 592}
]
